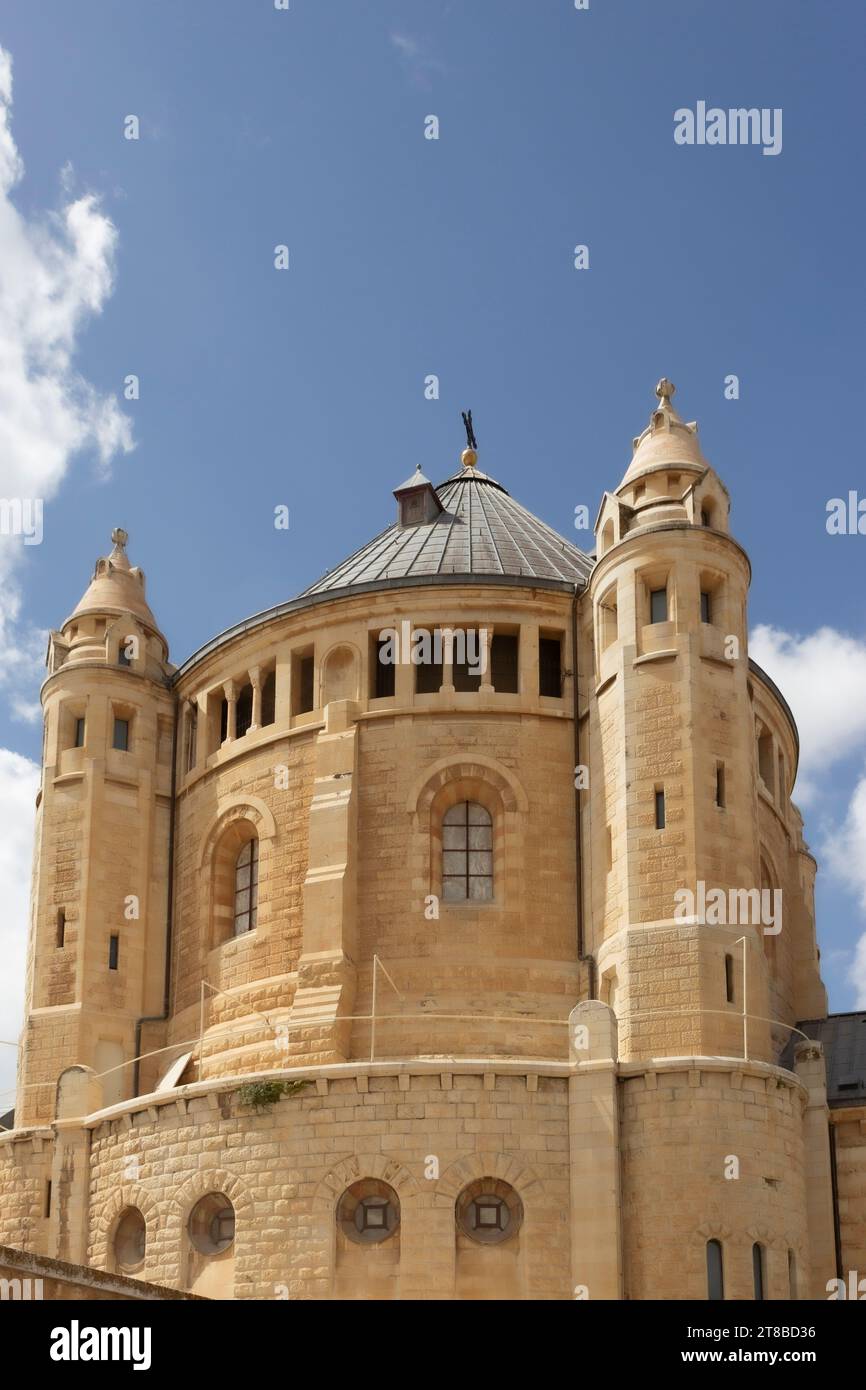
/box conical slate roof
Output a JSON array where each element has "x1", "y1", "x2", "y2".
[{"x1": 301, "y1": 465, "x2": 593, "y2": 597}]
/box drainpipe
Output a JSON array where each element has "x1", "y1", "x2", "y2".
[
  {"x1": 829, "y1": 1120, "x2": 844, "y2": 1278},
  {"x1": 572, "y1": 587, "x2": 596, "y2": 998},
  {"x1": 133, "y1": 688, "x2": 178, "y2": 1094}
]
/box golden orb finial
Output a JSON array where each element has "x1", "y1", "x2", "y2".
[{"x1": 461, "y1": 447, "x2": 478, "y2": 469}]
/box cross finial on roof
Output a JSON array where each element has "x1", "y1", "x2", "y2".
[{"x1": 461, "y1": 410, "x2": 477, "y2": 451}]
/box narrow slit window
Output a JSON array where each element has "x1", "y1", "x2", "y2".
[
  {"x1": 654, "y1": 788, "x2": 666, "y2": 830},
  {"x1": 725, "y1": 953, "x2": 734, "y2": 1003},
  {"x1": 74, "y1": 716, "x2": 86, "y2": 748},
  {"x1": 649, "y1": 587, "x2": 668, "y2": 624},
  {"x1": 706, "y1": 1239, "x2": 724, "y2": 1301},
  {"x1": 752, "y1": 1243, "x2": 765, "y2": 1301},
  {"x1": 109, "y1": 935, "x2": 119, "y2": 970},
  {"x1": 715, "y1": 763, "x2": 726, "y2": 808},
  {"x1": 56, "y1": 909, "x2": 66, "y2": 949},
  {"x1": 700, "y1": 590, "x2": 712, "y2": 624},
  {"x1": 112, "y1": 718, "x2": 129, "y2": 752},
  {"x1": 45, "y1": 1180, "x2": 52, "y2": 1218}
]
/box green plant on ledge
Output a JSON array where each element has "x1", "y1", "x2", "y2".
[{"x1": 236, "y1": 1079, "x2": 312, "y2": 1110}]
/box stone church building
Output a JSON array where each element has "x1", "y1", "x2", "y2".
[{"x1": 1, "y1": 381, "x2": 863, "y2": 1299}]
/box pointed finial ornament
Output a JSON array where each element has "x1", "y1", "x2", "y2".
[
  {"x1": 461, "y1": 409, "x2": 478, "y2": 468},
  {"x1": 111, "y1": 526, "x2": 128, "y2": 552},
  {"x1": 655, "y1": 378, "x2": 675, "y2": 403}
]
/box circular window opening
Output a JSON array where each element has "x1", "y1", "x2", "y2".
[
  {"x1": 337, "y1": 1180, "x2": 400, "y2": 1245},
  {"x1": 456, "y1": 1178, "x2": 523, "y2": 1245},
  {"x1": 188, "y1": 1192, "x2": 236, "y2": 1255},
  {"x1": 114, "y1": 1206, "x2": 146, "y2": 1271}
]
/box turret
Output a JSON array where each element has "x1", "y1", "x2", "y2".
[
  {"x1": 584, "y1": 381, "x2": 814, "y2": 1065},
  {"x1": 17, "y1": 530, "x2": 175, "y2": 1126}
]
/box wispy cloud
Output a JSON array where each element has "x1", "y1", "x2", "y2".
[{"x1": 389, "y1": 31, "x2": 448, "y2": 90}]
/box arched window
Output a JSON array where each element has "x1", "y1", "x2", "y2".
[
  {"x1": 188, "y1": 1193, "x2": 235, "y2": 1255},
  {"x1": 337, "y1": 1180, "x2": 400, "y2": 1245},
  {"x1": 234, "y1": 840, "x2": 258, "y2": 935},
  {"x1": 442, "y1": 802, "x2": 493, "y2": 902},
  {"x1": 113, "y1": 1206, "x2": 146, "y2": 1273},
  {"x1": 455, "y1": 1178, "x2": 523, "y2": 1245},
  {"x1": 706, "y1": 1238, "x2": 724, "y2": 1300},
  {"x1": 752, "y1": 1242, "x2": 766, "y2": 1300},
  {"x1": 235, "y1": 683, "x2": 254, "y2": 739}
]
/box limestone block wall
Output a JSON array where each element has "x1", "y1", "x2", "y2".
[
  {"x1": 85, "y1": 1066, "x2": 572, "y2": 1300},
  {"x1": 620, "y1": 1060, "x2": 810, "y2": 1300},
  {"x1": 0, "y1": 1132, "x2": 53, "y2": 1254}
]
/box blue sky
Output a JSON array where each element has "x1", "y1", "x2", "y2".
[{"x1": 0, "y1": 0, "x2": 865, "y2": 1101}]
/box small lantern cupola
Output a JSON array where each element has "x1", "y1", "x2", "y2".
[{"x1": 393, "y1": 465, "x2": 443, "y2": 528}]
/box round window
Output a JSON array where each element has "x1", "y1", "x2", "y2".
[
  {"x1": 188, "y1": 1192, "x2": 236, "y2": 1255},
  {"x1": 113, "y1": 1206, "x2": 146, "y2": 1271},
  {"x1": 337, "y1": 1180, "x2": 400, "y2": 1245},
  {"x1": 456, "y1": 1178, "x2": 523, "y2": 1245}
]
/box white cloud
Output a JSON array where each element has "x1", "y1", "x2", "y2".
[
  {"x1": 750, "y1": 624, "x2": 866, "y2": 805},
  {"x1": 751, "y1": 623, "x2": 866, "y2": 1005},
  {"x1": 0, "y1": 47, "x2": 132, "y2": 1109},
  {"x1": 389, "y1": 31, "x2": 447, "y2": 88},
  {"x1": 0, "y1": 749, "x2": 39, "y2": 1113},
  {"x1": 0, "y1": 43, "x2": 133, "y2": 711}
]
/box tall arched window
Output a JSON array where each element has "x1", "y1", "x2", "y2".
[
  {"x1": 234, "y1": 839, "x2": 258, "y2": 935},
  {"x1": 442, "y1": 802, "x2": 493, "y2": 902},
  {"x1": 706, "y1": 1239, "x2": 724, "y2": 1300}
]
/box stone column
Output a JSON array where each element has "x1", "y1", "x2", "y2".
[
  {"x1": 794, "y1": 1040, "x2": 839, "y2": 1298},
  {"x1": 568, "y1": 1000, "x2": 623, "y2": 1300},
  {"x1": 222, "y1": 680, "x2": 237, "y2": 743},
  {"x1": 249, "y1": 666, "x2": 262, "y2": 731},
  {"x1": 479, "y1": 625, "x2": 494, "y2": 694}
]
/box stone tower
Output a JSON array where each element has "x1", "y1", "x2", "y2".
[{"x1": 17, "y1": 529, "x2": 174, "y2": 1134}]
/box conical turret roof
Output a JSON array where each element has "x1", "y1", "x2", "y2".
[{"x1": 67, "y1": 528, "x2": 163, "y2": 635}]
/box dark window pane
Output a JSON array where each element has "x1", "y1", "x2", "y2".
[
  {"x1": 375, "y1": 637, "x2": 396, "y2": 698},
  {"x1": 261, "y1": 671, "x2": 276, "y2": 726},
  {"x1": 752, "y1": 1243, "x2": 765, "y2": 1301},
  {"x1": 539, "y1": 637, "x2": 562, "y2": 697},
  {"x1": 491, "y1": 634, "x2": 518, "y2": 693},
  {"x1": 700, "y1": 591, "x2": 712, "y2": 624},
  {"x1": 236, "y1": 684, "x2": 253, "y2": 738},
  {"x1": 707, "y1": 1240, "x2": 724, "y2": 1301},
  {"x1": 300, "y1": 656, "x2": 314, "y2": 712},
  {"x1": 650, "y1": 588, "x2": 668, "y2": 624},
  {"x1": 113, "y1": 718, "x2": 129, "y2": 752},
  {"x1": 74, "y1": 717, "x2": 85, "y2": 748},
  {"x1": 415, "y1": 658, "x2": 443, "y2": 694},
  {"x1": 109, "y1": 935, "x2": 119, "y2": 970},
  {"x1": 655, "y1": 789, "x2": 665, "y2": 829}
]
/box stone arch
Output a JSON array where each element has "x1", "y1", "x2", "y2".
[
  {"x1": 407, "y1": 755, "x2": 528, "y2": 825},
  {"x1": 169, "y1": 1167, "x2": 254, "y2": 1226},
  {"x1": 433, "y1": 1151, "x2": 543, "y2": 1209},
  {"x1": 409, "y1": 758, "x2": 527, "y2": 907},
  {"x1": 199, "y1": 795, "x2": 277, "y2": 870},
  {"x1": 320, "y1": 641, "x2": 360, "y2": 705},
  {"x1": 91, "y1": 1185, "x2": 161, "y2": 1273},
  {"x1": 169, "y1": 1168, "x2": 252, "y2": 1299},
  {"x1": 200, "y1": 797, "x2": 277, "y2": 948},
  {"x1": 312, "y1": 1153, "x2": 421, "y2": 1214}
]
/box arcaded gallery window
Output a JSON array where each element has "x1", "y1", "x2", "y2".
[
  {"x1": 442, "y1": 801, "x2": 493, "y2": 901},
  {"x1": 234, "y1": 839, "x2": 258, "y2": 935}
]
